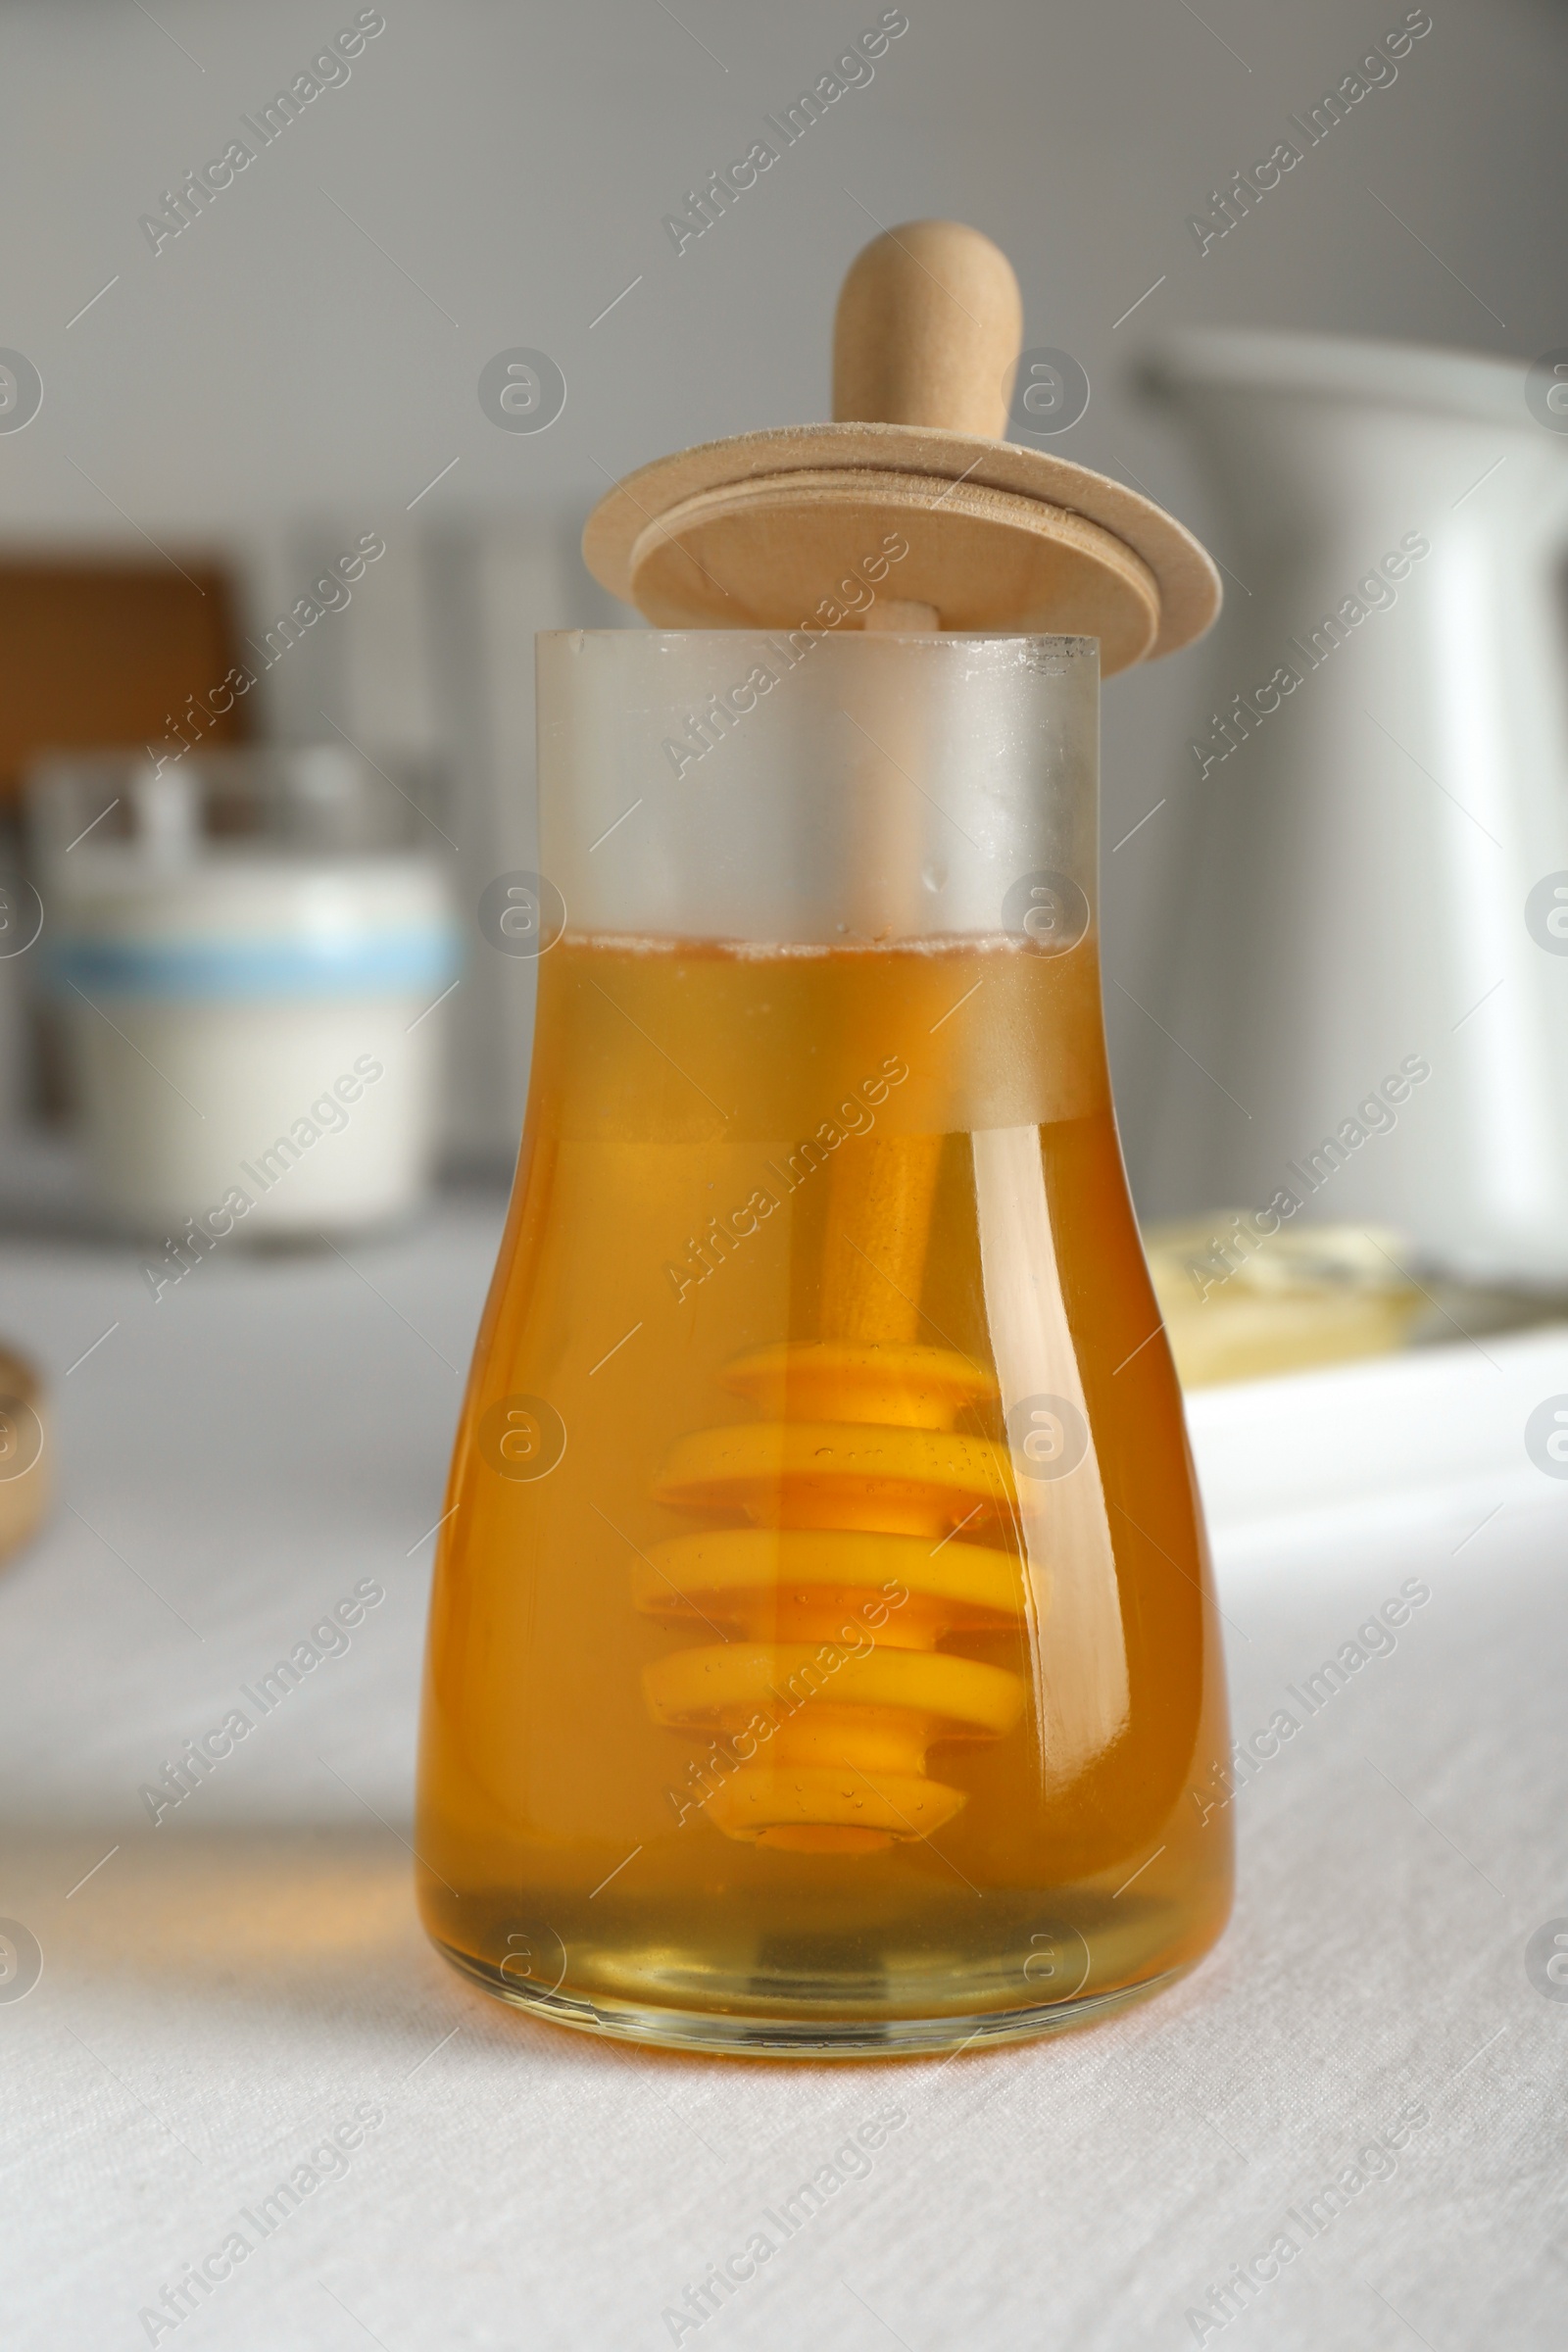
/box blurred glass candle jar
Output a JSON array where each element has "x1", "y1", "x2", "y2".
[{"x1": 29, "y1": 749, "x2": 459, "y2": 1239}]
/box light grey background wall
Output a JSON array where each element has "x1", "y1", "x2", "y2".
[{"x1": 4, "y1": 0, "x2": 1565, "y2": 1196}]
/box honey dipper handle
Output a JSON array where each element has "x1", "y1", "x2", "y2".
[{"x1": 832, "y1": 220, "x2": 1023, "y2": 440}]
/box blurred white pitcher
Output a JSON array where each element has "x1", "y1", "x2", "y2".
[{"x1": 1140, "y1": 329, "x2": 1568, "y2": 1283}]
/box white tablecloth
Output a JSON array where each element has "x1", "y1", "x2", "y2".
[{"x1": 2, "y1": 1198, "x2": 1564, "y2": 2351}]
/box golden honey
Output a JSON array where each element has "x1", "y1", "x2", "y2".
[{"x1": 416, "y1": 932, "x2": 1233, "y2": 2053}]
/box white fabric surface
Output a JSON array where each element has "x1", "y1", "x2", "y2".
[{"x1": 1, "y1": 1198, "x2": 1565, "y2": 2351}]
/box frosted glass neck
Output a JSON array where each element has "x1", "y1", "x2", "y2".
[{"x1": 535, "y1": 631, "x2": 1100, "y2": 947}]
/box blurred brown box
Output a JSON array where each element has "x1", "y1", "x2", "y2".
[{"x1": 0, "y1": 556, "x2": 248, "y2": 804}]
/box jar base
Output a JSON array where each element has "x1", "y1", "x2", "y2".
[{"x1": 433, "y1": 1936, "x2": 1193, "y2": 2059}]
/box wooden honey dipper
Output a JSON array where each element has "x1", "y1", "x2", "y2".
[
  {"x1": 583, "y1": 218, "x2": 1218, "y2": 655},
  {"x1": 585, "y1": 222, "x2": 1220, "y2": 1851}
]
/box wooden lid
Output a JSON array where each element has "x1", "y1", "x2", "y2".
[
  {"x1": 583, "y1": 220, "x2": 1220, "y2": 673},
  {"x1": 0, "y1": 1342, "x2": 48, "y2": 1569}
]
